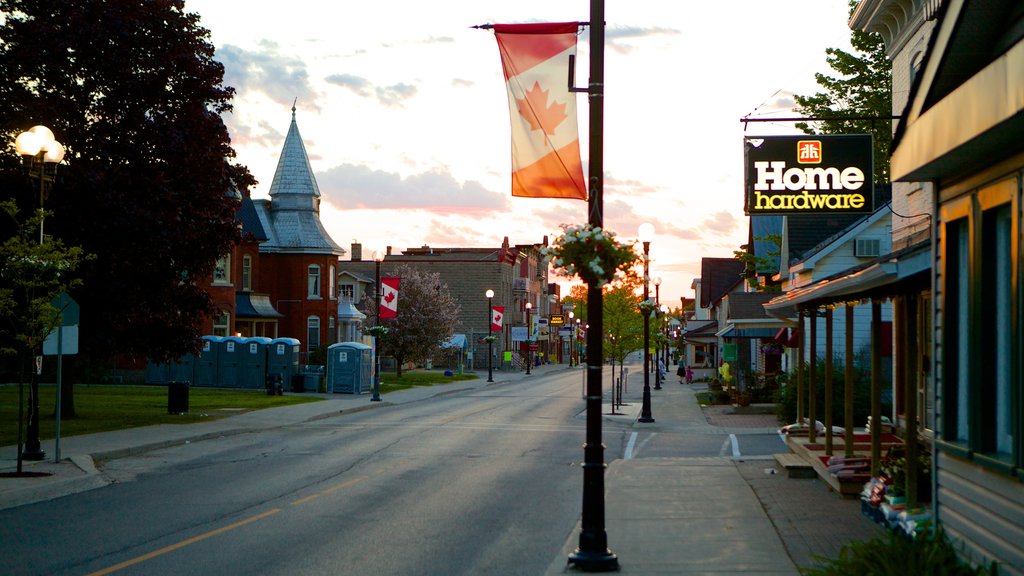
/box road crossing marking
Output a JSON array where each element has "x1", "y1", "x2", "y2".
[{"x1": 624, "y1": 432, "x2": 638, "y2": 460}]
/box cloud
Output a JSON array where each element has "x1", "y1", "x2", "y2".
[
  {"x1": 703, "y1": 210, "x2": 739, "y2": 235},
  {"x1": 324, "y1": 73, "x2": 418, "y2": 107},
  {"x1": 317, "y1": 163, "x2": 510, "y2": 213},
  {"x1": 604, "y1": 25, "x2": 680, "y2": 54},
  {"x1": 218, "y1": 41, "x2": 319, "y2": 110}
]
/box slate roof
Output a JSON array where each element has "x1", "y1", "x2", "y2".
[
  {"x1": 237, "y1": 194, "x2": 268, "y2": 242},
  {"x1": 255, "y1": 107, "x2": 344, "y2": 256},
  {"x1": 700, "y1": 258, "x2": 745, "y2": 308}
]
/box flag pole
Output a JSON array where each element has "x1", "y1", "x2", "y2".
[{"x1": 568, "y1": 0, "x2": 618, "y2": 571}]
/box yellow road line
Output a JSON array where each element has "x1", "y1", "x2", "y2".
[
  {"x1": 319, "y1": 476, "x2": 364, "y2": 495},
  {"x1": 87, "y1": 508, "x2": 281, "y2": 576}
]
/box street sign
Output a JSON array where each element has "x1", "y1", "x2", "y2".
[
  {"x1": 51, "y1": 292, "x2": 80, "y2": 325},
  {"x1": 550, "y1": 314, "x2": 565, "y2": 326}
]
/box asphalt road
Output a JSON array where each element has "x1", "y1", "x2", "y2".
[{"x1": 0, "y1": 367, "x2": 786, "y2": 576}]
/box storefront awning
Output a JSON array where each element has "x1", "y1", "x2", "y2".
[
  {"x1": 716, "y1": 325, "x2": 788, "y2": 339},
  {"x1": 235, "y1": 293, "x2": 284, "y2": 319},
  {"x1": 442, "y1": 334, "x2": 467, "y2": 349}
]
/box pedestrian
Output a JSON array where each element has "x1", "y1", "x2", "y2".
[
  {"x1": 685, "y1": 365, "x2": 693, "y2": 385},
  {"x1": 677, "y1": 358, "x2": 685, "y2": 383},
  {"x1": 657, "y1": 358, "x2": 667, "y2": 381}
]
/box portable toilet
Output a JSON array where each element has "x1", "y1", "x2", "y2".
[
  {"x1": 240, "y1": 337, "x2": 272, "y2": 389},
  {"x1": 194, "y1": 336, "x2": 223, "y2": 386},
  {"x1": 218, "y1": 336, "x2": 245, "y2": 387},
  {"x1": 327, "y1": 342, "x2": 373, "y2": 394},
  {"x1": 268, "y1": 337, "x2": 301, "y2": 385},
  {"x1": 145, "y1": 361, "x2": 171, "y2": 385}
]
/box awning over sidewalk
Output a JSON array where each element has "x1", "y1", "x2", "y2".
[{"x1": 715, "y1": 326, "x2": 782, "y2": 339}]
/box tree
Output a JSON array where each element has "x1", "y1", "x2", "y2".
[
  {"x1": 369, "y1": 265, "x2": 460, "y2": 377},
  {"x1": 793, "y1": 1, "x2": 892, "y2": 183},
  {"x1": 603, "y1": 278, "x2": 643, "y2": 374},
  {"x1": 734, "y1": 234, "x2": 782, "y2": 293},
  {"x1": 0, "y1": 0, "x2": 255, "y2": 368}
]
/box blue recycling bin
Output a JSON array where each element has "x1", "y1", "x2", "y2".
[
  {"x1": 239, "y1": 337, "x2": 272, "y2": 389},
  {"x1": 194, "y1": 336, "x2": 223, "y2": 386},
  {"x1": 218, "y1": 336, "x2": 245, "y2": 387},
  {"x1": 327, "y1": 342, "x2": 373, "y2": 394}
]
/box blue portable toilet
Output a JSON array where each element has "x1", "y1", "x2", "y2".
[
  {"x1": 240, "y1": 337, "x2": 272, "y2": 389},
  {"x1": 145, "y1": 361, "x2": 171, "y2": 385},
  {"x1": 268, "y1": 337, "x2": 301, "y2": 384},
  {"x1": 194, "y1": 336, "x2": 223, "y2": 386},
  {"x1": 327, "y1": 342, "x2": 373, "y2": 394},
  {"x1": 218, "y1": 336, "x2": 245, "y2": 387}
]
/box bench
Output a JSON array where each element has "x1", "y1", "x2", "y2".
[{"x1": 774, "y1": 453, "x2": 816, "y2": 478}]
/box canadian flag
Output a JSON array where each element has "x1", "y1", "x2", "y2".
[
  {"x1": 380, "y1": 277, "x2": 400, "y2": 319},
  {"x1": 494, "y1": 22, "x2": 586, "y2": 200},
  {"x1": 491, "y1": 306, "x2": 505, "y2": 332}
]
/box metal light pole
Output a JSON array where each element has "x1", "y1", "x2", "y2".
[
  {"x1": 568, "y1": 311, "x2": 575, "y2": 366},
  {"x1": 370, "y1": 256, "x2": 383, "y2": 402},
  {"x1": 525, "y1": 301, "x2": 532, "y2": 375},
  {"x1": 486, "y1": 289, "x2": 494, "y2": 382},
  {"x1": 638, "y1": 223, "x2": 655, "y2": 423},
  {"x1": 653, "y1": 276, "x2": 662, "y2": 390},
  {"x1": 15, "y1": 125, "x2": 66, "y2": 462}
]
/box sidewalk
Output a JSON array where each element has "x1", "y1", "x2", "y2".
[{"x1": 548, "y1": 371, "x2": 882, "y2": 575}]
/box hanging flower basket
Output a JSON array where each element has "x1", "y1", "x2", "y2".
[
  {"x1": 760, "y1": 343, "x2": 784, "y2": 355},
  {"x1": 483, "y1": 335, "x2": 497, "y2": 343},
  {"x1": 542, "y1": 224, "x2": 639, "y2": 286},
  {"x1": 364, "y1": 326, "x2": 389, "y2": 339}
]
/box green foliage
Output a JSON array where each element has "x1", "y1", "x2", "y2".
[
  {"x1": 0, "y1": 200, "x2": 90, "y2": 361},
  {"x1": 802, "y1": 528, "x2": 1000, "y2": 576},
  {"x1": 793, "y1": 1, "x2": 893, "y2": 184},
  {"x1": 602, "y1": 277, "x2": 643, "y2": 364},
  {"x1": 734, "y1": 234, "x2": 782, "y2": 292},
  {"x1": 543, "y1": 224, "x2": 640, "y2": 286},
  {"x1": 0, "y1": 0, "x2": 255, "y2": 363},
  {"x1": 774, "y1": 349, "x2": 885, "y2": 426}
]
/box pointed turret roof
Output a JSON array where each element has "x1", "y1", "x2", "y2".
[{"x1": 254, "y1": 105, "x2": 345, "y2": 256}]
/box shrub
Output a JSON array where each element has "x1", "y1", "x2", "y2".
[{"x1": 801, "y1": 528, "x2": 999, "y2": 576}]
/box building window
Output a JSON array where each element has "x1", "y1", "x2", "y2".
[
  {"x1": 329, "y1": 316, "x2": 336, "y2": 342},
  {"x1": 940, "y1": 176, "x2": 1019, "y2": 471},
  {"x1": 213, "y1": 311, "x2": 230, "y2": 337},
  {"x1": 307, "y1": 265, "x2": 321, "y2": 298},
  {"x1": 329, "y1": 265, "x2": 336, "y2": 299},
  {"x1": 981, "y1": 203, "x2": 1012, "y2": 457},
  {"x1": 340, "y1": 283, "x2": 355, "y2": 301},
  {"x1": 213, "y1": 255, "x2": 230, "y2": 285},
  {"x1": 307, "y1": 316, "x2": 320, "y2": 352},
  {"x1": 242, "y1": 255, "x2": 252, "y2": 291}
]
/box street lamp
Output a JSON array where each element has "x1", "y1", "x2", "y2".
[
  {"x1": 525, "y1": 301, "x2": 532, "y2": 375},
  {"x1": 638, "y1": 223, "x2": 655, "y2": 423},
  {"x1": 568, "y1": 311, "x2": 575, "y2": 366},
  {"x1": 15, "y1": 125, "x2": 65, "y2": 462},
  {"x1": 653, "y1": 276, "x2": 662, "y2": 390},
  {"x1": 15, "y1": 125, "x2": 66, "y2": 244},
  {"x1": 486, "y1": 289, "x2": 494, "y2": 383},
  {"x1": 370, "y1": 253, "x2": 384, "y2": 402}
]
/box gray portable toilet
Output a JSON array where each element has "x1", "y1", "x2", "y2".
[
  {"x1": 327, "y1": 342, "x2": 373, "y2": 394},
  {"x1": 268, "y1": 337, "x2": 301, "y2": 384},
  {"x1": 240, "y1": 337, "x2": 272, "y2": 389},
  {"x1": 218, "y1": 336, "x2": 245, "y2": 387},
  {"x1": 194, "y1": 336, "x2": 223, "y2": 386}
]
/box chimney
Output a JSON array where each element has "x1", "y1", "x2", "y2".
[
  {"x1": 351, "y1": 242, "x2": 362, "y2": 261},
  {"x1": 386, "y1": 246, "x2": 393, "y2": 256}
]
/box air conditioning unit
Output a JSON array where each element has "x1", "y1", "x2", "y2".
[{"x1": 854, "y1": 238, "x2": 881, "y2": 258}]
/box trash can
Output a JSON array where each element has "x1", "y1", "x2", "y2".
[
  {"x1": 291, "y1": 373, "x2": 305, "y2": 393},
  {"x1": 168, "y1": 381, "x2": 189, "y2": 414}
]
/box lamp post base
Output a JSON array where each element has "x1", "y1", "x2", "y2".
[{"x1": 568, "y1": 548, "x2": 619, "y2": 572}]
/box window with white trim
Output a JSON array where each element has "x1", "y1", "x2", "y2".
[
  {"x1": 307, "y1": 316, "x2": 320, "y2": 352},
  {"x1": 213, "y1": 311, "x2": 230, "y2": 337},
  {"x1": 307, "y1": 265, "x2": 321, "y2": 298},
  {"x1": 242, "y1": 255, "x2": 252, "y2": 291},
  {"x1": 213, "y1": 255, "x2": 230, "y2": 285}
]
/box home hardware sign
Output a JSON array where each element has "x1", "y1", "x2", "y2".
[{"x1": 744, "y1": 134, "x2": 873, "y2": 215}]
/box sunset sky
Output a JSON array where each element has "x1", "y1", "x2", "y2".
[{"x1": 183, "y1": 0, "x2": 857, "y2": 305}]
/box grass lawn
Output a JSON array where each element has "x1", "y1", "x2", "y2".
[
  {"x1": 377, "y1": 370, "x2": 478, "y2": 394},
  {"x1": 0, "y1": 384, "x2": 321, "y2": 448}
]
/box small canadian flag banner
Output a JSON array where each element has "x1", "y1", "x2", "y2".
[
  {"x1": 493, "y1": 22, "x2": 586, "y2": 200},
  {"x1": 380, "y1": 277, "x2": 400, "y2": 319},
  {"x1": 491, "y1": 306, "x2": 505, "y2": 332}
]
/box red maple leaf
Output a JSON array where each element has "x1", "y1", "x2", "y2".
[
  {"x1": 516, "y1": 81, "x2": 567, "y2": 135},
  {"x1": 384, "y1": 291, "x2": 396, "y2": 305}
]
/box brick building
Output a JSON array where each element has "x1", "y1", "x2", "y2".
[
  {"x1": 339, "y1": 237, "x2": 561, "y2": 369},
  {"x1": 204, "y1": 106, "x2": 345, "y2": 360}
]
